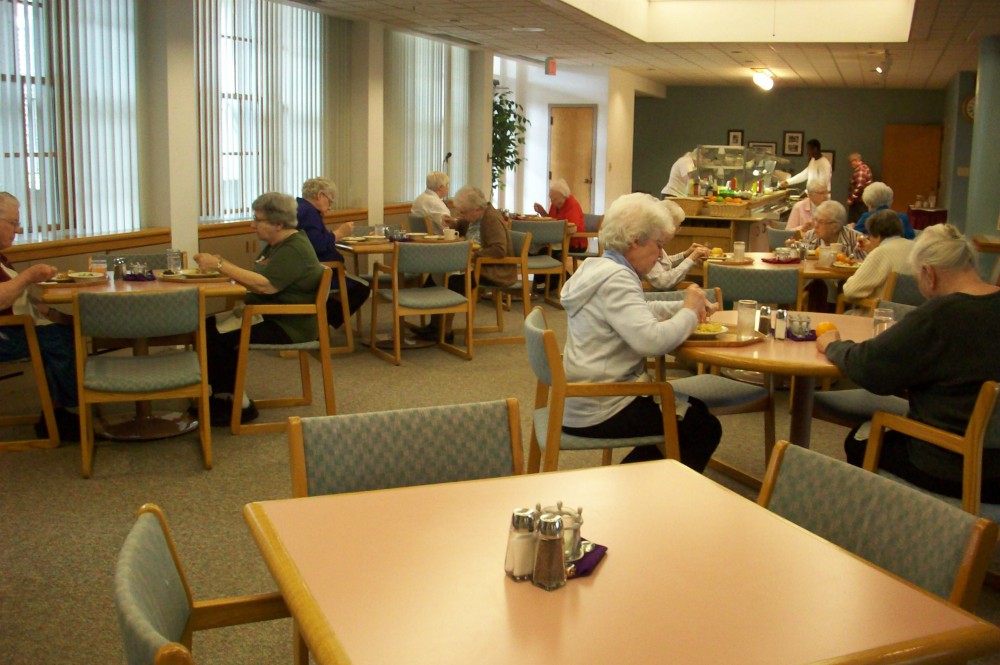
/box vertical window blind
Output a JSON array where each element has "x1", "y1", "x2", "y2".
[
  {"x1": 0, "y1": 0, "x2": 139, "y2": 238},
  {"x1": 197, "y1": 0, "x2": 329, "y2": 222}
]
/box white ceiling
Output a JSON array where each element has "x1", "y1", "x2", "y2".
[{"x1": 295, "y1": 0, "x2": 1000, "y2": 89}]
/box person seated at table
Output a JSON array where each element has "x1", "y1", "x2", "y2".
[
  {"x1": 0, "y1": 192, "x2": 79, "y2": 441},
  {"x1": 798, "y1": 200, "x2": 867, "y2": 311},
  {"x1": 644, "y1": 199, "x2": 710, "y2": 290},
  {"x1": 817, "y1": 224, "x2": 1000, "y2": 500},
  {"x1": 414, "y1": 186, "x2": 515, "y2": 342},
  {"x1": 854, "y1": 182, "x2": 915, "y2": 239},
  {"x1": 411, "y1": 171, "x2": 453, "y2": 234},
  {"x1": 842, "y1": 209, "x2": 914, "y2": 305},
  {"x1": 194, "y1": 192, "x2": 324, "y2": 426},
  {"x1": 559, "y1": 192, "x2": 722, "y2": 471},
  {"x1": 785, "y1": 181, "x2": 830, "y2": 233},
  {"x1": 531, "y1": 178, "x2": 584, "y2": 293},
  {"x1": 296, "y1": 178, "x2": 370, "y2": 330}
]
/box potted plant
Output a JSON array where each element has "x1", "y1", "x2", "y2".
[{"x1": 492, "y1": 89, "x2": 529, "y2": 191}]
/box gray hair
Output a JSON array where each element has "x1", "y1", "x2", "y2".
[
  {"x1": 426, "y1": 171, "x2": 449, "y2": 191},
  {"x1": 815, "y1": 200, "x2": 847, "y2": 226},
  {"x1": 549, "y1": 178, "x2": 571, "y2": 198},
  {"x1": 910, "y1": 223, "x2": 977, "y2": 274},
  {"x1": 301, "y1": 177, "x2": 337, "y2": 202},
  {"x1": 849, "y1": 152, "x2": 862, "y2": 161},
  {"x1": 659, "y1": 198, "x2": 686, "y2": 227},
  {"x1": 806, "y1": 180, "x2": 829, "y2": 195},
  {"x1": 453, "y1": 185, "x2": 488, "y2": 212},
  {"x1": 0, "y1": 192, "x2": 18, "y2": 218},
  {"x1": 252, "y1": 192, "x2": 298, "y2": 229},
  {"x1": 600, "y1": 193, "x2": 675, "y2": 254},
  {"x1": 866, "y1": 209, "x2": 904, "y2": 239},
  {"x1": 862, "y1": 182, "x2": 893, "y2": 209}
]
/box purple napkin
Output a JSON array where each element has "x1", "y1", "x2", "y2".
[
  {"x1": 567, "y1": 540, "x2": 607, "y2": 579},
  {"x1": 123, "y1": 272, "x2": 156, "y2": 281},
  {"x1": 787, "y1": 329, "x2": 817, "y2": 342}
]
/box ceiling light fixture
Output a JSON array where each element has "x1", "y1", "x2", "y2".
[
  {"x1": 752, "y1": 68, "x2": 774, "y2": 91},
  {"x1": 874, "y1": 51, "x2": 892, "y2": 76},
  {"x1": 512, "y1": 27, "x2": 545, "y2": 33}
]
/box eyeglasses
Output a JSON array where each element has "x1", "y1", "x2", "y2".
[
  {"x1": 0, "y1": 217, "x2": 22, "y2": 231},
  {"x1": 815, "y1": 218, "x2": 838, "y2": 226}
]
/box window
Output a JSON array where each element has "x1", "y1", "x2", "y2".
[{"x1": 0, "y1": 0, "x2": 139, "y2": 237}]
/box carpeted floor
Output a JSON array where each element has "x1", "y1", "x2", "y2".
[{"x1": 2, "y1": 301, "x2": 999, "y2": 664}]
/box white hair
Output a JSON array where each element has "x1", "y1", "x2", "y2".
[
  {"x1": 659, "y1": 198, "x2": 686, "y2": 227},
  {"x1": 910, "y1": 223, "x2": 977, "y2": 273},
  {"x1": 806, "y1": 180, "x2": 828, "y2": 195},
  {"x1": 599, "y1": 193, "x2": 675, "y2": 254},
  {"x1": 453, "y1": 185, "x2": 488, "y2": 211},
  {"x1": 862, "y1": 182, "x2": 893, "y2": 209},
  {"x1": 815, "y1": 200, "x2": 847, "y2": 226},
  {"x1": 549, "y1": 179, "x2": 571, "y2": 197},
  {"x1": 426, "y1": 171, "x2": 450, "y2": 191},
  {"x1": 301, "y1": 177, "x2": 336, "y2": 201}
]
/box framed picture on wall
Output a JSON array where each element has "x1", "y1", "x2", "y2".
[
  {"x1": 822, "y1": 150, "x2": 836, "y2": 171},
  {"x1": 727, "y1": 129, "x2": 744, "y2": 146},
  {"x1": 747, "y1": 141, "x2": 777, "y2": 154},
  {"x1": 783, "y1": 131, "x2": 804, "y2": 156}
]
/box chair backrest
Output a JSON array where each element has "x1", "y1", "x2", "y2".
[
  {"x1": 115, "y1": 504, "x2": 194, "y2": 665},
  {"x1": 76, "y1": 288, "x2": 201, "y2": 339},
  {"x1": 760, "y1": 440, "x2": 997, "y2": 610},
  {"x1": 511, "y1": 219, "x2": 566, "y2": 246},
  {"x1": 105, "y1": 252, "x2": 181, "y2": 271},
  {"x1": 705, "y1": 262, "x2": 801, "y2": 309},
  {"x1": 644, "y1": 286, "x2": 722, "y2": 305},
  {"x1": 582, "y1": 213, "x2": 603, "y2": 233},
  {"x1": 396, "y1": 240, "x2": 471, "y2": 275},
  {"x1": 766, "y1": 227, "x2": 797, "y2": 250},
  {"x1": 883, "y1": 272, "x2": 926, "y2": 307},
  {"x1": 509, "y1": 230, "x2": 530, "y2": 258},
  {"x1": 523, "y1": 306, "x2": 562, "y2": 388},
  {"x1": 406, "y1": 213, "x2": 430, "y2": 233},
  {"x1": 288, "y1": 399, "x2": 523, "y2": 497},
  {"x1": 875, "y1": 299, "x2": 917, "y2": 321}
]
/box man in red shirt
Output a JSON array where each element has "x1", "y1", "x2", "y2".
[{"x1": 846, "y1": 152, "x2": 873, "y2": 223}]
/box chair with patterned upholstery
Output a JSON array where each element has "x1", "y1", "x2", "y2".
[
  {"x1": 0, "y1": 314, "x2": 59, "y2": 450},
  {"x1": 73, "y1": 288, "x2": 211, "y2": 478},
  {"x1": 472, "y1": 230, "x2": 531, "y2": 345},
  {"x1": 369, "y1": 241, "x2": 473, "y2": 365},
  {"x1": 287, "y1": 399, "x2": 523, "y2": 497},
  {"x1": 512, "y1": 219, "x2": 568, "y2": 308},
  {"x1": 760, "y1": 440, "x2": 997, "y2": 611},
  {"x1": 567, "y1": 213, "x2": 603, "y2": 271},
  {"x1": 705, "y1": 261, "x2": 804, "y2": 310},
  {"x1": 523, "y1": 306, "x2": 680, "y2": 472},
  {"x1": 230, "y1": 266, "x2": 336, "y2": 435},
  {"x1": 102, "y1": 251, "x2": 186, "y2": 272},
  {"x1": 114, "y1": 503, "x2": 290, "y2": 665},
  {"x1": 406, "y1": 213, "x2": 432, "y2": 233},
  {"x1": 882, "y1": 271, "x2": 925, "y2": 307},
  {"x1": 766, "y1": 227, "x2": 797, "y2": 250}
]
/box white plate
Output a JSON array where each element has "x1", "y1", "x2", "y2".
[
  {"x1": 689, "y1": 324, "x2": 729, "y2": 339},
  {"x1": 423, "y1": 235, "x2": 445, "y2": 240},
  {"x1": 341, "y1": 236, "x2": 367, "y2": 242},
  {"x1": 179, "y1": 269, "x2": 221, "y2": 277},
  {"x1": 832, "y1": 261, "x2": 860, "y2": 269},
  {"x1": 68, "y1": 272, "x2": 106, "y2": 282},
  {"x1": 704, "y1": 253, "x2": 732, "y2": 262},
  {"x1": 406, "y1": 232, "x2": 427, "y2": 237}
]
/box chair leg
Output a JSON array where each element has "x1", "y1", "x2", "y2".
[
  {"x1": 197, "y1": 387, "x2": 213, "y2": 470},
  {"x1": 527, "y1": 428, "x2": 542, "y2": 473},
  {"x1": 763, "y1": 373, "x2": 776, "y2": 464},
  {"x1": 80, "y1": 404, "x2": 94, "y2": 479},
  {"x1": 601, "y1": 449, "x2": 613, "y2": 466},
  {"x1": 294, "y1": 623, "x2": 309, "y2": 665},
  {"x1": 318, "y1": 349, "x2": 336, "y2": 416}
]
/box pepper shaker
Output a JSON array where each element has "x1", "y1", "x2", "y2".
[
  {"x1": 504, "y1": 508, "x2": 537, "y2": 581},
  {"x1": 532, "y1": 513, "x2": 567, "y2": 591},
  {"x1": 757, "y1": 305, "x2": 772, "y2": 336}
]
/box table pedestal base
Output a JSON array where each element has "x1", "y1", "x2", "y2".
[{"x1": 95, "y1": 411, "x2": 198, "y2": 441}]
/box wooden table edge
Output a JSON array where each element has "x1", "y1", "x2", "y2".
[
  {"x1": 814, "y1": 622, "x2": 1000, "y2": 664},
  {"x1": 674, "y1": 346, "x2": 843, "y2": 378},
  {"x1": 243, "y1": 502, "x2": 352, "y2": 665}
]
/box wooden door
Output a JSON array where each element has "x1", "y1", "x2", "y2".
[
  {"x1": 549, "y1": 106, "x2": 595, "y2": 212},
  {"x1": 881, "y1": 125, "x2": 942, "y2": 212}
]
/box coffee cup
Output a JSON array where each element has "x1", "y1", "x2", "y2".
[
  {"x1": 829, "y1": 243, "x2": 843, "y2": 254},
  {"x1": 443, "y1": 228, "x2": 459, "y2": 240}
]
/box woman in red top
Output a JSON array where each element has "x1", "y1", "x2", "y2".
[{"x1": 533, "y1": 178, "x2": 587, "y2": 252}]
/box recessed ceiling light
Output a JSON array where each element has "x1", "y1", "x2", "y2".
[{"x1": 512, "y1": 27, "x2": 545, "y2": 33}]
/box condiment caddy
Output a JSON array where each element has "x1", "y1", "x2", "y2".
[{"x1": 504, "y1": 501, "x2": 604, "y2": 591}]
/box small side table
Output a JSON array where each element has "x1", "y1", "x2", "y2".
[{"x1": 908, "y1": 207, "x2": 947, "y2": 230}]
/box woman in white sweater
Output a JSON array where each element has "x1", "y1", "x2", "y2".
[{"x1": 842, "y1": 209, "x2": 914, "y2": 302}]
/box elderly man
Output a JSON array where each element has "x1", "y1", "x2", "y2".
[
  {"x1": 845, "y1": 152, "x2": 873, "y2": 223},
  {"x1": 786, "y1": 181, "x2": 830, "y2": 232},
  {"x1": 411, "y1": 171, "x2": 453, "y2": 234},
  {"x1": 799, "y1": 200, "x2": 866, "y2": 311},
  {"x1": 780, "y1": 139, "x2": 832, "y2": 192},
  {"x1": 297, "y1": 178, "x2": 370, "y2": 329},
  {"x1": 854, "y1": 181, "x2": 915, "y2": 239},
  {"x1": 0, "y1": 192, "x2": 79, "y2": 440},
  {"x1": 660, "y1": 150, "x2": 697, "y2": 198},
  {"x1": 644, "y1": 199, "x2": 710, "y2": 290}
]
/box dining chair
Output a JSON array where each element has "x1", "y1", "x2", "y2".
[
  {"x1": 114, "y1": 503, "x2": 291, "y2": 665},
  {"x1": 0, "y1": 314, "x2": 60, "y2": 450},
  {"x1": 567, "y1": 213, "x2": 603, "y2": 272},
  {"x1": 766, "y1": 226, "x2": 797, "y2": 250},
  {"x1": 523, "y1": 306, "x2": 680, "y2": 472},
  {"x1": 511, "y1": 219, "x2": 568, "y2": 308},
  {"x1": 320, "y1": 260, "x2": 355, "y2": 354},
  {"x1": 406, "y1": 213, "x2": 432, "y2": 233},
  {"x1": 369, "y1": 240, "x2": 473, "y2": 365},
  {"x1": 230, "y1": 266, "x2": 336, "y2": 434},
  {"x1": 882, "y1": 271, "x2": 926, "y2": 307},
  {"x1": 287, "y1": 398, "x2": 523, "y2": 497},
  {"x1": 705, "y1": 261, "x2": 804, "y2": 310},
  {"x1": 73, "y1": 288, "x2": 211, "y2": 478},
  {"x1": 472, "y1": 230, "x2": 531, "y2": 345},
  {"x1": 103, "y1": 251, "x2": 186, "y2": 271},
  {"x1": 760, "y1": 440, "x2": 997, "y2": 611}
]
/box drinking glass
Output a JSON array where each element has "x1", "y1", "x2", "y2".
[
  {"x1": 817, "y1": 246, "x2": 834, "y2": 267},
  {"x1": 88, "y1": 258, "x2": 108, "y2": 278},
  {"x1": 166, "y1": 249, "x2": 183, "y2": 273},
  {"x1": 733, "y1": 241, "x2": 745, "y2": 262},
  {"x1": 873, "y1": 308, "x2": 895, "y2": 336},
  {"x1": 736, "y1": 299, "x2": 758, "y2": 340}
]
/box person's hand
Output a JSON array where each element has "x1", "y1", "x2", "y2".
[
  {"x1": 688, "y1": 246, "x2": 710, "y2": 263},
  {"x1": 441, "y1": 214, "x2": 454, "y2": 227},
  {"x1": 334, "y1": 221, "x2": 355, "y2": 240},
  {"x1": 22, "y1": 263, "x2": 58, "y2": 284},
  {"x1": 193, "y1": 252, "x2": 221, "y2": 272},
  {"x1": 684, "y1": 242, "x2": 707, "y2": 257},
  {"x1": 816, "y1": 329, "x2": 841, "y2": 353},
  {"x1": 801, "y1": 219, "x2": 816, "y2": 233},
  {"x1": 856, "y1": 235, "x2": 870, "y2": 253},
  {"x1": 682, "y1": 284, "x2": 707, "y2": 316},
  {"x1": 778, "y1": 181, "x2": 789, "y2": 190},
  {"x1": 533, "y1": 203, "x2": 547, "y2": 216}
]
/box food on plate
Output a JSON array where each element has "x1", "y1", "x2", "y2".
[
  {"x1": 695, "y1": 322, "x2": 725, "y2": 334},
  {"x1": 835, "y1": 252, "x2": 850, "y2": 264},
  {"x1": 710, "y1": 247, "x2": 725, "y2": 257},
  {"x1": 815, "y1": 321, "x2": 838, "y2": 337}
]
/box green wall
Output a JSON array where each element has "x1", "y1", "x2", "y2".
[{"x1": 633, "y1": 87, "x2": 947, "y2": 204}]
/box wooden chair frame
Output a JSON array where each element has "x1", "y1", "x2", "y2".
[
  {"x1": 471, "y1": 230, "x2": 532, "y2": 345},
  {"x1": 0, "y1": 314, "x2": 59, "y2": 450},
  {"x1": 567, "y1": 214, "x2": 603, "y2": 272},
  {"x1": 230, "y1": 266, "x2": 336, "y2": 435},
  {"x1": 512, "y1": 219, "x2": 570, "y2": 309},
  {"x1": 320, "y1": 261, "x2": 354, "y2": 354}
]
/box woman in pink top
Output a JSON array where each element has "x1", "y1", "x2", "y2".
[{"x1": 786, "y1": 181, "x2": 830, "y2": 232}]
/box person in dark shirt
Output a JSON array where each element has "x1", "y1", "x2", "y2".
[{"x1": 818, "y1": 224, "x2": 1000, "y2": 500}]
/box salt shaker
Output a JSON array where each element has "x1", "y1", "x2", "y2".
[
  {"x1": 504, "y1": 508, "x2": 537, "y2": 581},
  {"x1": 774, "y1": 309, "x2": 787, "y2": 340},
  {"x1": 532, "y1": 513, "x2": 567, "y2": 591}
]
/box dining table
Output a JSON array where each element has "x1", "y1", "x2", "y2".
[
  {"x1": 674, "y1": 310, "x2": 874, "y2": 448},
  {"x1": 690, "y1": 250, "x2": 861, "y2": 281},
  {"x1": 243, "y1": 460, "x2": 1000, "y2": 665}
]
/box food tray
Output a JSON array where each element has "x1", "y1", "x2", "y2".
[
  {"x1": 38, "y1": 279, "x2": 107, "y2": 289},
  {"x1": 681, "y1": 331, "x2": 767, "y2": 347},
  {"x1": 672, "y1": 197, "x2": 704, "y2": 216},
  {"x1": 720, "y1": 258, "x2": 754, "y2": 266},
  {"x1": 828, "y1": 261, "x2": 861, "y2": 272},
  {"x1": 157, "y1": 271, "x2": 230, "y2": 283},
  {"x1": 705, "y1": 201, "x2": 750, "y2": 218},
  {"x1": 761, "y1": 257, "x2": 801, "y2": 265}
]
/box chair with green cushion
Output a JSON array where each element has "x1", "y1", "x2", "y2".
[
  {"x1": 472, "y1": 230, "x2": 532, "y2": 345},
  {"x1": 406, "y1": 213, "x2": 432, "y2": 233},
  {"x1": 512, "y1": 219, "x2": 568, "y2": 308},
  {"x1": 760, "y1": 440, "x2": 997, "y2": 611},
  {"x1": 705, "y1": 261, "x2": 803, "y2": 311},
  {"x1": 567, "y1": 213, "x2": 603, "y2": 271},
  {"x1": 766, "y1": 226, "x2": 797, "y2": 250},
  {"x1": 0, "y1": 314, "x2": 60, "y2": 450},
  {"x1": 104, "y1": 251, "x2": 185, "y2": 271},
  {"x1": 73, "y1": 288, "x2": 211, "y2": 478},
  {"x1": 287, "y1": 399, "x2": 523, "y2": 497},
  {"x1": 114, "y1": 504, "x2": 290, "y2": 665},
  {"x1": 523, "y1": 306, "x2": 680, "y2": 472},
  {"x1": 883, "y1": 271, "x2": 926, "y2": 307}
]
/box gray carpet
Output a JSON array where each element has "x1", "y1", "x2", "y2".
[{"x1": 2, "y1": 301, "x2": 998, "y2": 664}]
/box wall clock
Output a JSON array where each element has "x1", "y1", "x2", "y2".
[{"x1": 962, "y1": 93, "x2": 976, "y2": 122}]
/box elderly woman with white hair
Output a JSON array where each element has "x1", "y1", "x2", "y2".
[
  {"x1": 798, "y1": 200, "x2": 867, "y2": 310},
  {"x1": 411, "y1": 171, "x2": 453, "y2": 234},
  {"x1": 818, "y1": 224, "x2": 1000, "y2": 500},
  {"x1": 643, "y1": 198, "x2": 710, "y2": 290},
  {"x1": 853, "y1": 181, "x2": 915, "y2": 239},
  {"x1": 533, "y1": 178, "x2": 586, "y2": 252},
  {"x1": 785, "y1": 180, "x2": 830, "y2": 232},
  {"x1": 559, "y1": 192, "x2": 722, "y2": 471}
]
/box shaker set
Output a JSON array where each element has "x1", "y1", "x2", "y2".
[
  {"x1": 736, "y1": 300, "x2": 802, "y2": 341},
  {"x1": 504, "y1": 502, "x2": 584, "y2": 591}
]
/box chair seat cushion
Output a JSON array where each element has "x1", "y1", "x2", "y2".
[
  {"x1": 813, "y1": 389, "x2": 908, "y2": 424},
  {"x1": 526, "y1": 256, "x2": 563, "y2": 271},
  {"x1": 380, "y1": 287, "x2": 467, "y2": 309},
  {"x1": 85, "y1": 352, "x2": 202, "y2": 392},
  {"x1": 567, "y1": 250, "x2": 599, "y2": 259},
  {"x1": 250, "y1": 341, "x2": 320, "y2": 351},
  {"x1": 670, "y1": 373, "x2": 768, "y2": 409},
  {"x1": 534, "y1": 407, "x2": 665, "y2": 452}
]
